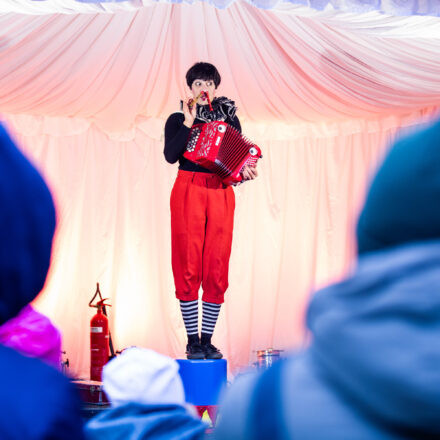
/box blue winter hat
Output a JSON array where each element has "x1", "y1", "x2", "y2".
[
  {"x1": 0, "y1": 124, "x2": 56, "y2": 324},
  {"x1": 357, "y1": 119, "x2": 440, "y2": 255}
]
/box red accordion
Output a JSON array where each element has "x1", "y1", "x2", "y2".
[{"x1": 183, "y1": 121, "x2": 262, "y2": 185}]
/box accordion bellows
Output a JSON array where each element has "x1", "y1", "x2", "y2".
[{"x1": 184, "y1": 121, "x2": 262, "y2": 185}]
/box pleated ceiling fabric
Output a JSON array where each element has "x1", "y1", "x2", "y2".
[
  {"x1": 3, "y1": 0, "x2": 440, "y2": 16},
  {"x1": 0, "y1": 3, "x2": 440, "y2": 133}
]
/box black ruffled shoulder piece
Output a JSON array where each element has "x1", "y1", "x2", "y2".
[{"x1": 196, "y1": 96, "x2": 237, "y2": 123}]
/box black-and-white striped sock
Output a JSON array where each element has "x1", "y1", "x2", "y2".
[
  {"x1": 180, "y1": 300, "x2": 199, "y2": 344},
  {"x1": 201, "y1": 301, "x2": 221, "y2": 344}
]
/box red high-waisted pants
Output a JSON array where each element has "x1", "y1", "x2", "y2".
[{"x1": 170, "y1": 170, "x2": 235, "y2": 304}]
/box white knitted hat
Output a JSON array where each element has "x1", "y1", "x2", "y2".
[{"x1": 103, "y1": 347, "x2": 185, "y2": 407}]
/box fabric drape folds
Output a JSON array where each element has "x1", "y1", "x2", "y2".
[
  {"x1": 3, "y1": 0, "x2": 440, "y2": 16},
  {"x1": 3, "y1": 111, "x2": 431, "y2": 377},
  {"x1": 0, "y1": 3, "x2": 440, "y2": 133}
]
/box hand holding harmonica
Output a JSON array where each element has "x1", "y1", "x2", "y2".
[
  {"x1": 182, "y1": 97, "x2": 197, "y2": 128},
  {"x1": 188, "y1": 91, "x2": 210, "y2": 110},
  {"x1": 181, "y1": 91, "x2": 212, "y2": 128},
  {"x1": 181, "y1": 91, "x2": 209, "y2": 110}
]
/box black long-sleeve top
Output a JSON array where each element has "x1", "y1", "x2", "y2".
[{"x1": 164, "y1": 112, "x2": 242, "y2": 173}]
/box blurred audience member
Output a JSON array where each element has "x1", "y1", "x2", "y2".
[
  {"x1": 86, "y1": 347, "x2": 206, "y2": 440},
  {"x1": 0, "y1": 123, "x2": 84, "y2": 439},
  {"x1": 0, "y1": 304, "x2": 62, "y2": 369},
  {"x1": 215, "y1": 119, "x2": 440, "y2": 440}
]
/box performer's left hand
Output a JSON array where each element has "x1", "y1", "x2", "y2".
[{"x1": 242, "y1": 166, "x2": 258, "y2": 181}]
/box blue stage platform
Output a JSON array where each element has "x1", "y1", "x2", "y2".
[{"x1": 177, "y1": 359, "x2": 227, "y2": 406}]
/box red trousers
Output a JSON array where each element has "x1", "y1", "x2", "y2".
[{"x1": 170, "y1": 170, "x2": 235, "y2": 304}]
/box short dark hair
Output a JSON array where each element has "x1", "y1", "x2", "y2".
[{"x1": 186, "y1": 62, "x2": 221, "y2": 88}]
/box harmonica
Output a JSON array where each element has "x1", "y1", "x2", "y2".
[{"x1": 180, "y1": 91, "x2": 212, "y2": 111}]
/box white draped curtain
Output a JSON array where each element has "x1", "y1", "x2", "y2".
[
  {"x1": 1, "y1": 1, "x2": 440, "y2": 377},
  {"x1": 6, "y1": 113, "x2": 423, "y2": 376}
]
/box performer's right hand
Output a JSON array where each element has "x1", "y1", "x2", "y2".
[
  {"x1": 183, "y1": 97, "x2": 196, "y2": 128},
  {"x1": 242, "y1": 165, "x2": 258, "y2": 181}
]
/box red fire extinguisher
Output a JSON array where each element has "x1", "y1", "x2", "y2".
[{"x1": 90, "y1": 298, "x2": 110, "y2": 381}]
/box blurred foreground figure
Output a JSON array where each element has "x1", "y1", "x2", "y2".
[
  {"x1": 0, "y1": 304, "x2": 62, "y2": 369},
  {"x1": 215, "y1": 120, "x2": 440, "y2": 440},
  {"x1": 0, "y1": 124, "x2": 84, "y2": 439},
  {"x1": 86, "y1": 347, "x2": 206, "y2": 440}
]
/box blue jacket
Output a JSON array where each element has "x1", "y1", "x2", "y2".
[
  {"x1": 216, "y1": 242, "x2": 440, "y2": 439},
  {"x1": 0, "y1": 344, "x2": 85, "y2": 439},
  {"x1": 86, "y1": 402, "x2": 206, "y2": 440},
  {"x1": 0, "y1": 124, "x2": 85, "y2": 439}
]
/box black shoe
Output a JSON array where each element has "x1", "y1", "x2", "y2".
[
  {"x1": 202, "y1": 343, "x2": 223, "y2": 359},
  {"x1": 186, "y1": 342, "x2": 205, "y2": 360}
]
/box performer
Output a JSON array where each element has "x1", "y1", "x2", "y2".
[{"x1": 164, "y1": 62, "x2": 257, "y2": 360}]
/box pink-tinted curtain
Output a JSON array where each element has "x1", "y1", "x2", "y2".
[
  {"x1": 0, "y1": 4, "x2": 440, "y2": 130},
  {"x1": 4, "y1": 111, "x2": 433, "y2": 377}
]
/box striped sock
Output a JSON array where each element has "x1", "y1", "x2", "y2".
[
  {"x1": 201, "y1": 301, "x2": 221, "y2": 344},
  {"x1": 179, "y1": 300, "x2": 199, "y2": 343}
]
